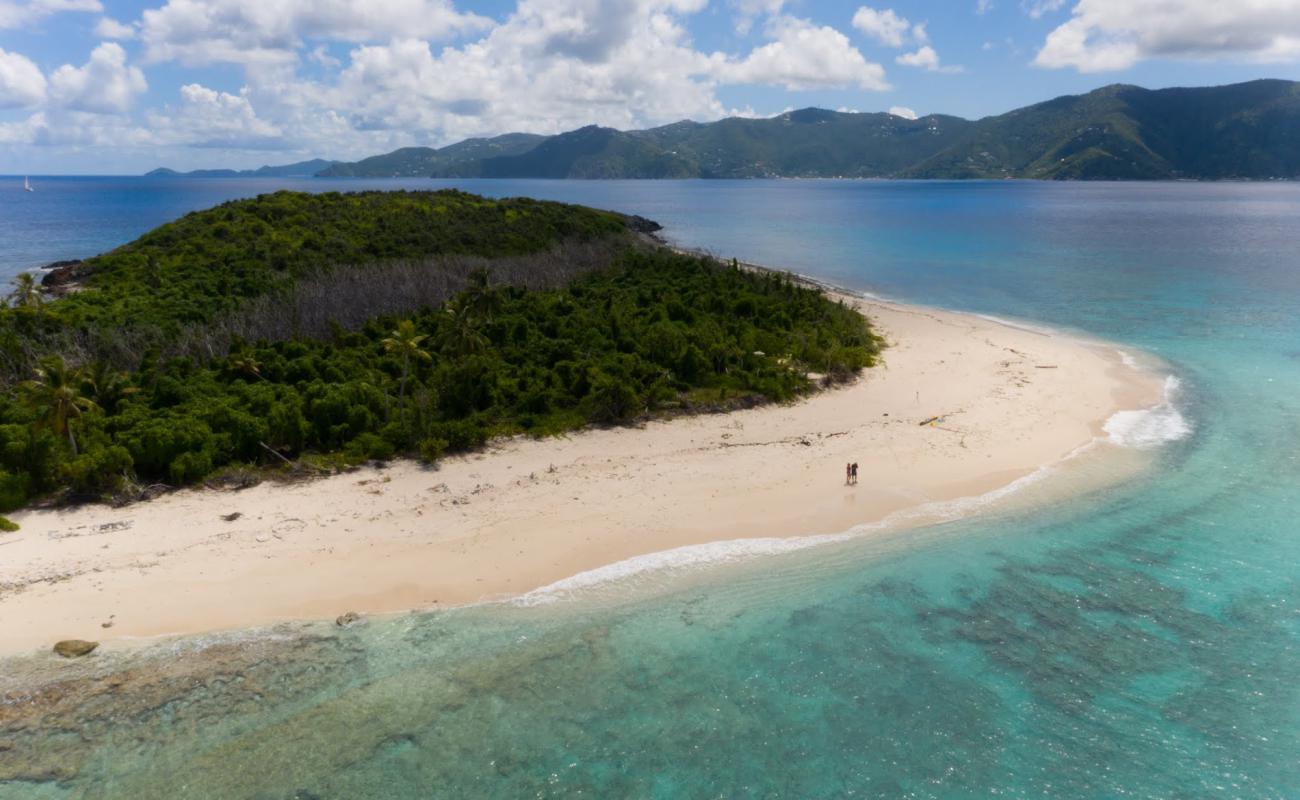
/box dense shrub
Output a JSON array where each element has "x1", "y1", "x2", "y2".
[{"x1": 0, "y1": 192, "x2": 881, "y2": 507}]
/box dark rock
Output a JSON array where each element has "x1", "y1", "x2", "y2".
[
  {"x1": 335, "y1": 611, "x2": 362, "y2": 627},
  {"x1": 622, "y1": 214, "x2": 663, "y2": 234},
  {"x1": 53, "y1": 640, "x2": 99, "y2": 658},
  {"x1": 221, "y1": 512, "x2": 243, "y2": 522},
  {"x1": 39, "y1": 260, "x2": 91, "y2": 289}
]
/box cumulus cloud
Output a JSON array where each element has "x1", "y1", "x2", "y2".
[
  {"x1": 888, "y1": 105, "x2": 917, "y2": 119},
  {"x1": 851, "y1": 6, "x2": 911, "y2": 47},
  {"x1": 15, "y1": 0, "x2": 902, "y2": 162},
  {"x1": 0, "y1": 0, "x2": 100, "y2": 29},
  {"x1": 852, "y1": 5, "x2": 951, "y2": 69},
  {"x1": 147, "y1": 83, "x2": 285, "y2": 148},
  {"x1": 0, "y1": 47, "x2": 46, "y2": 108},
  {"x1": 896, "y1": 44, "x2": 963, "y2": 72},
  {"x1": 729, "y1": 0, "x2": 785, "y2": 33},
  {"x1": 140, "y1": 0, "x2": 493, "y2": 65},
  {"x1": 1036, "y1": 0, "x2": 1300, "y2": 72},
  {"x1": 94, "y1": 16, "x2": 135, "y2": 38},
  {"x1": 721, "y1": 16, "x2": 889, "y2": 89},
  {"x1": 49, "y1": 42, "x2": 147, "y2": 114}
]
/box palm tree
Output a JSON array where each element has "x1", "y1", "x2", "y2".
[
  {"x1": 7, "y1": 273, "x2": 42, "y2": 308},
  {"x1": 462, "y1": 268, "x2": 502, "y2": 322},
  {"x1": 228, "y1": 352, "x2": 265, "y2": 381},
  {"x1": 444, "y1": 300, "x2": 488, "y2": 356},
  {"x1": 21, "y1": 356, "x2": 99, "y2": 456},
  {"x1": 381, "y1": 319, "x2": 432, "y2": 409},
  {"x1": 82, "y1": 361, "x2": 139, "y2": 414}
]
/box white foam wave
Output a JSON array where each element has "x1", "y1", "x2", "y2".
[
  {"x1": 972, "y1": 313, "x2": 1058, "y2": 337},
  {"x1": 1116, "y1": 349, "x2": 1140, "y2": 370},
  {"x1": 513, "y1": 449, "x2": 1086, "y2": 608},
  {"x1": 1104, "y1": 375, "x2": 1192, "y2": 449},
  {"x1": 511, "y1": 533, "x2": 853, "y2": 607}
]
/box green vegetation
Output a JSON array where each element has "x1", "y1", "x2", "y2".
[
  {"x1": 312, "y1": 79, "x2": 1300, "y2": 180},
  {"x1": 1, "y1": 191, "x2": 881, "y2": 511},
  {"x1": 431, "y1": 112, "x2": 974, "y2": 179},
  {"x1": 23, "y1": 189, "x2": 625, "y2": 333},
  {"x1": 316, "y1": 134, "x2": 546, "y2": 177},
  {"x1": 0, "y1": 516, "x2": 17, "y2": 532},
  {"x1": 145, "y1": 159, "x2": 337, "y2": 178}
]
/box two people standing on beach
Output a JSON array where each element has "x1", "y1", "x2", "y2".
[{"x1": 845, "y1": 462, "x2": 858, "y2": 485}]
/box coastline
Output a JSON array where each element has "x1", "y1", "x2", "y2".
[{"x1": 0, "y1": 293, "x2": 1169, "y2": 658}]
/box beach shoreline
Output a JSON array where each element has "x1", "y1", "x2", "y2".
[{"x1": 0, "y1": 292, "x2": 1170, "y2": 658}]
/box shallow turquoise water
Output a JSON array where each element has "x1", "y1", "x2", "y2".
[{"x1": 3, "y1": 180, "x2": 1299, "y2": 798}]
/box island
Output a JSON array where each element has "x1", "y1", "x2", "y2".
[
  {"x1": 0, "y1": 190, "x2": 1163, "y2": 658},
  {"x1": 155, "y1": 79, "x2": 1300, "y2": 181}
]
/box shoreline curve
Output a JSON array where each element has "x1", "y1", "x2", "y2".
[{"x1": 1, "y1": 293, "x2": 1173, "y2": 658}]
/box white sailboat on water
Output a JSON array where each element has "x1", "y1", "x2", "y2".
[{"x1": 23, "y1": 176, "x2": 33, "y2": 192}]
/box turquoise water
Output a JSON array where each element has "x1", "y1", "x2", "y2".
[{"x1": 3, "y1": 180, "x2": 1300, "y2": 798}]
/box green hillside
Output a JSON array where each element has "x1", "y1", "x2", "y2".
[
  {"x1": 318, "y1": 79, "x2": 1300, "y2": 180},
  {"x1": 437, "y1": 126, "x2": 700, "y2": 178},
  {"x1": 318, "y1": 134, "x2": 546, "y2": 177},
  {"x1": 906, "y1": 79, "x2": 1300, "y2": 179},
  {"x1": 1, "y1": 191, "x2": 879, "y2": 511}
]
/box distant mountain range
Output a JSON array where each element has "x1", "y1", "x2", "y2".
[
  {"x1": 148, "y1": 80, "x2": 1300, "y2": 181},
  {"x1": 145, "y1": 159, "x2": 338, "y2": 178}
]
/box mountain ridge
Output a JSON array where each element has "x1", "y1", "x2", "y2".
[{"x1": 147, "y1": 80, "x2": 1300, "y2": 181}]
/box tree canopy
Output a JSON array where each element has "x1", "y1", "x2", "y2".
[{"x1": 1, "y1": 191, "x2": 881, "y2": 510}]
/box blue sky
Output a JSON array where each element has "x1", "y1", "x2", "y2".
[{"x1": 2, "y1": 0, "x2": 1299, "y2": 173}]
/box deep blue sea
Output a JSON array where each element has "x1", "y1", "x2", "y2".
[{"x1": 2, "y1": 177, "x2": 1299, "y2": 798}]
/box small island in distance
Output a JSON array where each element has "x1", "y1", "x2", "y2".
[{"x1": 146, "y1": 79, "x2": 1300, "y2": 181}]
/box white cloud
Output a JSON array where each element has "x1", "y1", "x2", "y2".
[
  {"x1": 896, "y1": 44, "x2": 962, "y2": 72},
  {"x1": 140, "y1": 0, "x2": 494, "y2": 65},
  {"x1": 1021, "y1": 0, "x2": 1065, "y2": 19},
  {"x1": 976, "y1": 0, "x2": 994, "y2": 14},
  {"x1": 94, "y1": 16, "x2": 135, "y2": 38},
  {"x1": 308, "y1": 44, "x2": 340, "y2": 69},
  {"x1": 1035, "y1": 0, "x2": 1300, "y2": 72},
  {"x1": 0, "y1": 47, "x2": 46, "y2": 108},
  {"x1": 721, "y1": 16, "x2": 889, "y2": 89},
  {"x1": 13, "y1": 0, "x2": 901, "y2": 164},
  {"x1": 888, "y1": 105, "x2": 917, "y2": 119},
  {"x1": 0, "y1": 0, "x2": 100, "y2": 29},
  {"x1": 147, "y1": 83, "x2": 285, "y2": 148},
  {"x1": 729, "y1": 0, "x2": 785, "y2": 34},
  {"x1": 851, "y1": 6, "x2": 911, "y2": 47},
  {"x1": 49, "y1": 42, "x2": 147, "y2": 114}
]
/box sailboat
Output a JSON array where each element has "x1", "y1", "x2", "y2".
[{"x1": 23, "y1": 176, "x2": 33, "y2": 192}]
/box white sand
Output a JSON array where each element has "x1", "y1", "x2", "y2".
[{"x1": 0, "y1": 296, "x2": 1165, "y2": 656}]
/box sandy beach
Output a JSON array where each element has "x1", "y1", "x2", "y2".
[{"x1": 0, "y1": 294, "x2": 1165, "y2": 657}]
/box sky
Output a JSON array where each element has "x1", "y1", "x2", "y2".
[{"x1": 2, "y1": 0, "x2": 1299, "y2": 173}]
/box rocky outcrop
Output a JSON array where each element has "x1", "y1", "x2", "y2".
[
  {"x1": 53, "y1": 640, "x2": 99, "y2": 658},
  {"x1": 622, "y1": 214, "x2": 663, "y2": 234},
  {"x1": 39, "y1": 260, "x2": 92, "y2": 291},
  {"x1": 335, "y1": 611, "x2": 362, "y2": 627}
]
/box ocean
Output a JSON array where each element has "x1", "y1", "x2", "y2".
[{"x1": 2, "y1": 177, "x2": 1298, "y2": 798}]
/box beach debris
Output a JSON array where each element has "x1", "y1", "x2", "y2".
[
  {"x1": 53, "y1": 639, "x2": 99, "y2": 658},
  {"x1": 1035, "y1": 365, "x2": 1058, "y2": 369},
  {"x1": 335, "y1": 611, "x2": 362, "y2": 627},
  {"x1": 101, "y1": 620, "x2": 114, "y2": 629},
  {"x1": 221, "y1": 512, "x2": 242, "y2": 522},
  {"x1": 272, "y1": 518, "x2": 306, "y2": 537},
  {"x1": 919, "y1": 415, "x2": 945, "y2": 427},
  {"x1": 258, "y1": 440, "x2": 294, "y2": 465}
]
